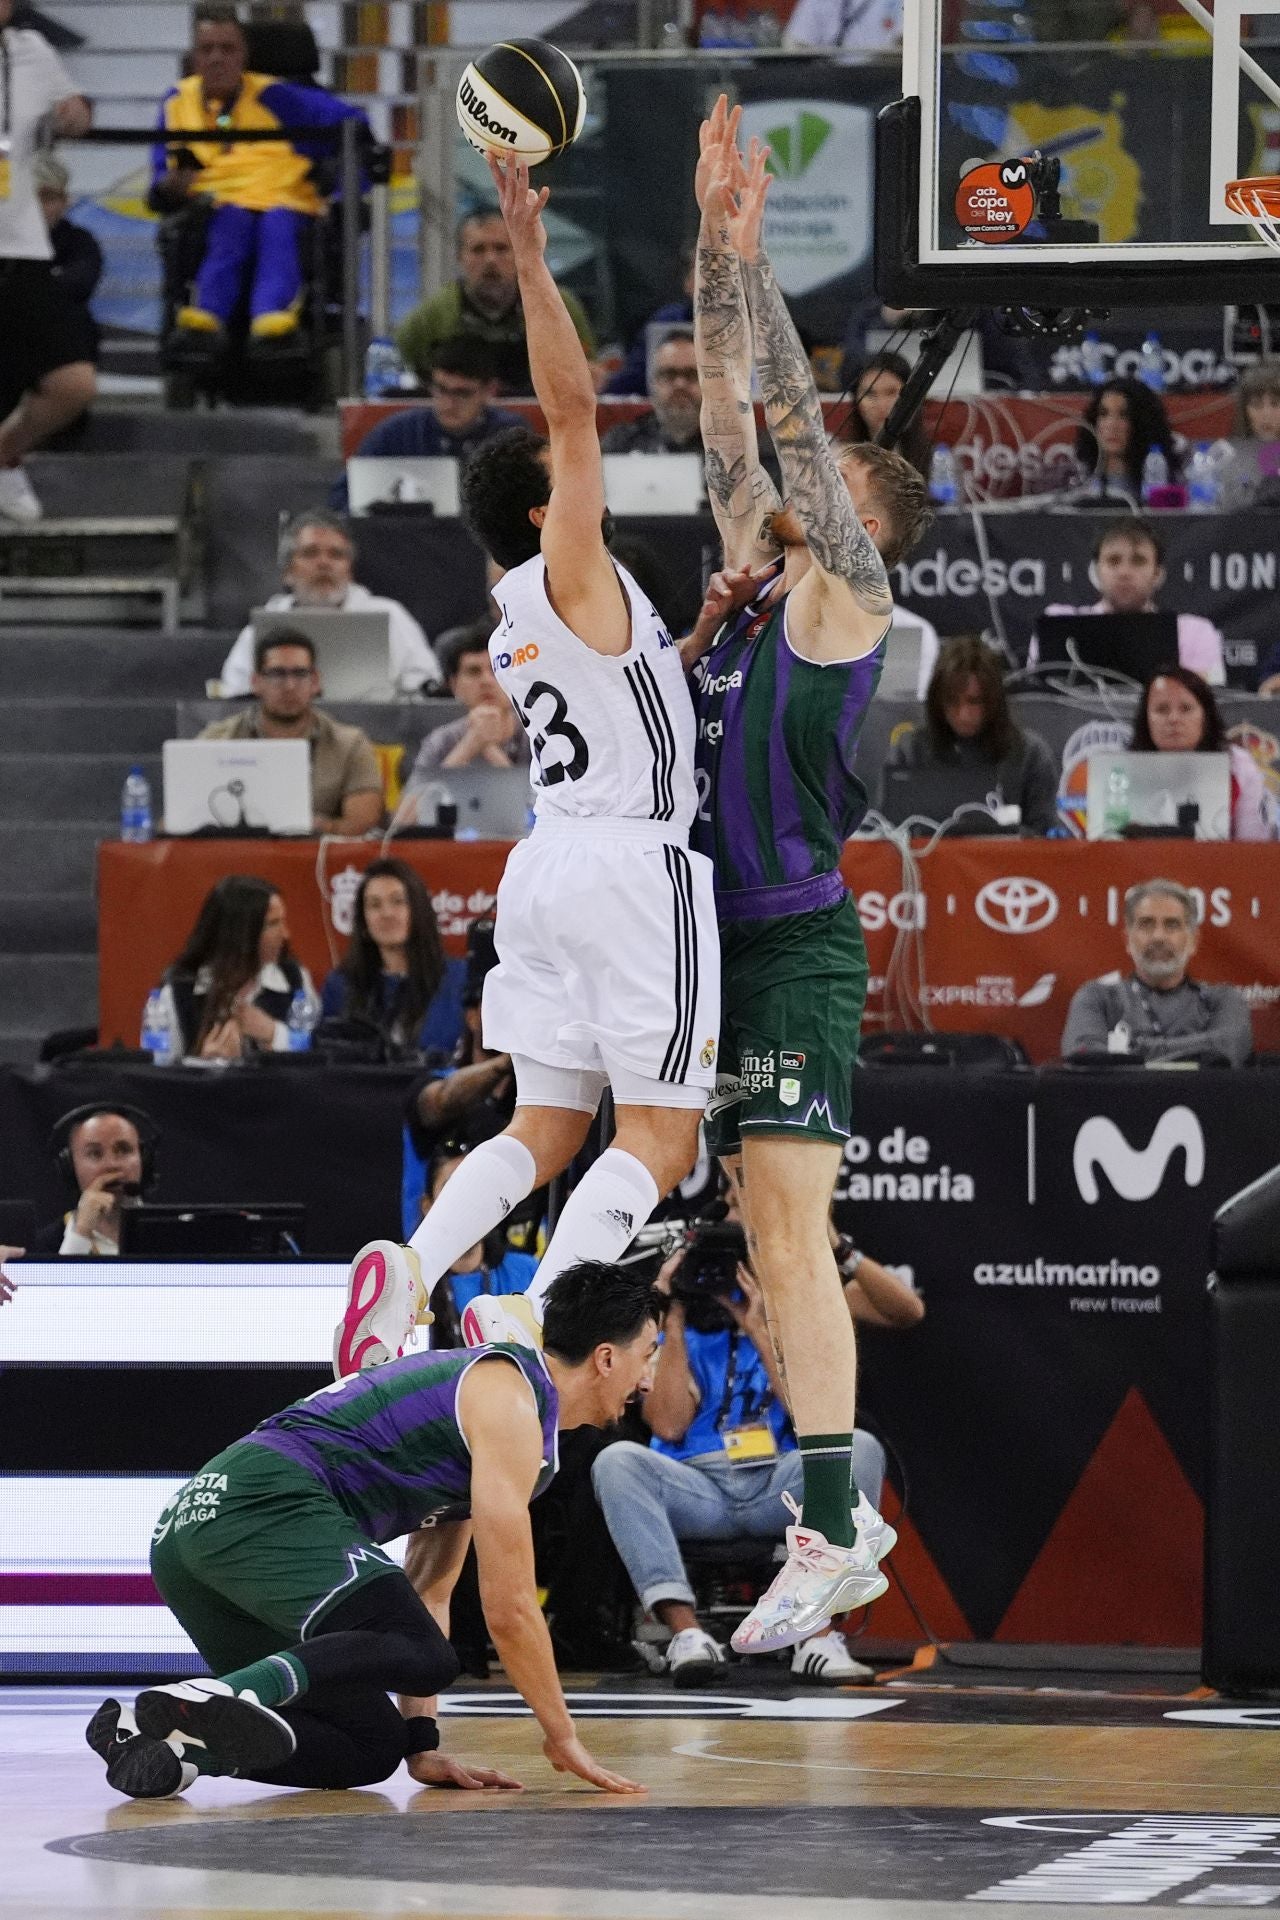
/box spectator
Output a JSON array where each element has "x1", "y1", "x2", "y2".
[
  {"x1": 0, "y1": 0, "x2": 93, "y2": 523},
  {"x1": 880, "y1": 635, "x2": 1061, "y2": 833},
  {"x1": 1074, "y1": 376, "x2": 1178, "y2": 504},
  {"x1": 605, "y1": 244, "x2": 695, "y2": 398},
  {"x1": 415, "y1": 1141, "x2": 538, "y2": 1348},
  {"x1": 835, "y1": 349, "x2": 930, "y2": 477},
  {"x1": 592, "y1": 1230, "x2": 922, "y2": 1686},
  {"x1": 1039, "y1": 516, "x2": 1226, "y2": 684},
  {"x1": 202, "y1": 630, "x2": 384, "y2": 835},
  {"x1": 601, "y1": 325, "x2": 703, "y2": 455},
  {"x1": 319, "y1": 857, "x2": 464, "y2": 1057},
  {"x1": 1221, "y1": 361, "x2": 1280, "y2": 510},
  {"x1": 1235, "y1": 358, "x2": 1280, "y2": 442},
  {"x1": 784, "y1": 0, "x2": 903, "y2": 47},
  {"x1": 1061, "y1": 878, "x2": 1253, "y2": 1065},
  {"x1": 149, "y1": 1, "x2": 368, "y2": 355},
  {"x1": 329, "y1": 337, "x2": 523, "y2": 510},
  {"x1": 150, "y1": 873, "x2": 319, "y2": 1061},
  {"x1": 35, "y1": 155, "x2": 102, "y2": 355},
  {"x1": 1129, "y1": 663, "x2": 1274, "y2": 841},
  {"x1": 33, "y1": 1104, "x2": 158, "y2": 1257},
  {"x1": 219, "y1": 509, "x2": 439, "y2": 697},
  {"x1": 396, "y1": 207, "x2": 596, "y2": 395},
  {"x1": 400, "y1": 624, "x2": 530, "y2": 810}
]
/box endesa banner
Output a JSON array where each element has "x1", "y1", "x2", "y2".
[{"x1": 100, "y1": 839, "x2": 1280, "y2": 1063}]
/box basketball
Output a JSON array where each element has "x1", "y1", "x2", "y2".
[{"x1": 455, "y1": 38, "x2": 586, "y2": 167}]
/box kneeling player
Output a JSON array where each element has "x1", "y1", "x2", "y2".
[{"x1": 87, "y1": 1263, "x2": 657, "y2": 1799}]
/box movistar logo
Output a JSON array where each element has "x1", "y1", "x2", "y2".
[{"x1": 764, "y1": 110, "x2": 832, "y2": 179}]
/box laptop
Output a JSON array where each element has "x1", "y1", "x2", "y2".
[
  {"x1": 162, "y1": 738, "x2": 312, "y2": 836},
  {"x1": 121, "y1": 1203, "x2": 306, "y2": 1258},
  {"x1": 251, "y1": 608, "x2": 394, "y2": 702},
  {"x1": 438, "y1": 766, "x2": 534, "y2": 839},
  {"x1": 602, "y1": 453, "x2": 706, "y2": 515},
  {"x1": 877, "y1": 622, "x2": 924, "y2": 700},
  {"x1": 346, "y1": 456, "x2": 461, "y2": 517},
  {"x1": 1085, "y1": 750, "x2": 1232, "y2": 840},
  {"x1": 878, "y1": 763, "x2": 1022, "y2": 834},
  {"x1": 1035, "y1": 610, "x2": 1180, "y2": 684}
]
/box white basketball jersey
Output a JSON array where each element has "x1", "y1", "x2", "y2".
[{"x1": 489, "y1": 556, "x2": 697, "y2": 830}]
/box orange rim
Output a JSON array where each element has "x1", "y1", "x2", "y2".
[{"x1": 1226, "y1": 174, "x2": 1280, "y2": 217}]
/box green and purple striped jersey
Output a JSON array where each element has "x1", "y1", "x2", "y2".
[
  {"x1": 691, "y1": 579, "x2": 885, "y2": 896},
  {"x1": 244, "y1": 1347, "x2": 559, "y2": 1544}
]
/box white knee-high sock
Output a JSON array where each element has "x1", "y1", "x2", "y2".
[
  {"x1": 407, "y1": 1134, "x2": 537, "y2": 1298},
  {"x1": 527, "y1": 1148, "x2": 659, "y2": 1316}
]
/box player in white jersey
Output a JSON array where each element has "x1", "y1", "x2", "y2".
[{"x1": 333, "y1": 155, "x2": 720, "y2": 1372}]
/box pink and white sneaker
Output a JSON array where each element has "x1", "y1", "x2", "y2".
[
  {"x1": 853, "y1": 1490, "x2": 898, "y2": 1566},
  {"x1": 730, "y1": 1493, "x2": 888, "y2": 1654},
  {"x1": 332, "y1": 1241, "x2": 429, "y2": 1379},
  {"x1": 460, "y1": 1293, "x2": 543, "y2": 1351}
]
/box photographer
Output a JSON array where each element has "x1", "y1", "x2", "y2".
[
  {"x1": 33, "y1": 1104, "x2": 159, "y2": 1256},
  {"x1": 591, "y1": 1214, "x2": 921, "y2": 1686}
]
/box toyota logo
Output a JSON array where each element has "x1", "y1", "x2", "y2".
[{"x1": 975, "y1": 876, "x2": 1059, "y2": 934}]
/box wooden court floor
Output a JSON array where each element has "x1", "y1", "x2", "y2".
[{"x1": 6, "y1": 1675, "x2": 1280, "y2": 1920}]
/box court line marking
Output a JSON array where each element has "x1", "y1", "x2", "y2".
[{"x1": 671, "y1": 1736, "x2": 1280, "y2": 1792}]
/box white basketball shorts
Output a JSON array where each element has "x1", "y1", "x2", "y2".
[{"x1": 482, "y1": 820, "x2": 721, "y2": 1097}]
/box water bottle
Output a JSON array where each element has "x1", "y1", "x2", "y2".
[
  {"x1": 928, "y1": 443, "x2": 960, "y2": 506},
  {"x1": 1187, "y1": 442, "x2": 1219, "y2": 512},
  {"x1": 1103, "y1": 762, "x2": 1131, "y2": 835},
  {"x1": 1080, "y1": 330, "x2": 1107, "y2": 386},
  {"x1": 140, "y1": 987, "x2": 176, "y2": 1066},
  {"x1": 363, "y1": 336, "x2": 404, "y2": 400},
  {"x1": 1140, "y1": 446, "x2": 1169, "y2": 506},
  {"x1": 121, "y1": 766, "x2": 152, "y2": 844},
  {"x1": 287, "y1": 988, "x2": 317, "y2": 1053},
  {"x1": 1138, "y1": 332, "x2": 1165, "y2": 394}
]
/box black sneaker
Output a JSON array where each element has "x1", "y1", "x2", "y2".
[
  {"x1": 134, "y1": 1678, "x2": 296, "y2": 1776},
  {"x1": 85, "y1": 1697, "x2": 193, "y2": 1799}
]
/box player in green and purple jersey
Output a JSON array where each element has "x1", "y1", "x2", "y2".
[
  {"x1": 85, "y1": 1262, "x2": 658, "y2": 1801},
  {"x1": 686, "y1": 100, "x2": 928, "y2": 1654}
]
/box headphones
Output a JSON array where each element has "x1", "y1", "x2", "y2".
[{"x1": 49, "y1": 1102, "x2": 160, "y2": 1199}]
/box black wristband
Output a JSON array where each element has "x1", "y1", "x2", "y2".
[{"x1": 402, "y1": 1714, "x2": 440, "y2": 1756}]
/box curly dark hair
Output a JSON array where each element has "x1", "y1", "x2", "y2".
[
  {"x1": 1131, "y1": 663, "x2": 1226, "y2": 754},
  {"x1": 926, "y1": 635, "x2": 1017, "y2": 763},
  {"x1": 459, "y1": 424, "x2": 551, "y2": 570},
  {"x1": 340, "y1": 857, "x2": 446, "y2": 1037},
  {"x1": 1076, "y1": 377, "x2": 1178, "y2": 493}
]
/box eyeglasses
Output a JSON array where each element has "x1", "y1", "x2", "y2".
[
  {"x1": 293, "y1": 543, "x2": 351, "y2": 562},
  {"x1": 430, "y1": 378, "x2": 485, "y2": 400},
  {"x1": 653, "y1": 368, "x2": 700, "y2": 385},
  {"x1": 259, "y1": 666, "x2": 314, "y2": 683}
]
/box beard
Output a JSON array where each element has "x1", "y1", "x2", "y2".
[{"x1": 293, "y1": 582, "x2": 347, "y2": 609}]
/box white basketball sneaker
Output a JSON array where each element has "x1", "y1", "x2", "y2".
[
  {"x1": 333, "y1": 1240, "x2": 429, "y2": 1379},
  {"x1": 0, "y1": 465, "x2": 42, "y2": 523},
  {"x1": 854, "y1": 1490, "x2": 898, "y2": 1566},
  {"x1": 460, "y1": 1293, "x2": 543, "y2": 1351},
  {"x1": 730, "y1": 1494, "x2": 888, "y2": 1654},
  {"x1": 666, "y1": 1627, "x2": 728, "y2": 1689},
  {"x1": 791, "y1": 1628, "x2": 874, "y2": 1685}
]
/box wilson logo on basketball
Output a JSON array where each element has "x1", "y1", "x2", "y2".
[{"x1": 458, "y1": 75, "x2": 518, "y2": 146}]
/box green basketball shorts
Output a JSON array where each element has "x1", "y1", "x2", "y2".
[
  {"x1": 705, "y1": 894, "x2": 868, "y2": 1159},
  {"x1": 149, "y1": 1440, "x2": 400, "y2": 1674}
]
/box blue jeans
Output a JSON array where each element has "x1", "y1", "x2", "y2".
[{"x1": 591, "y1": 1436, "x2": 886, "y2": 1614}]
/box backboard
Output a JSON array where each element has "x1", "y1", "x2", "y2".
[{"x1": 878, "y1": 0, "x2": 1280, "y2": 307}]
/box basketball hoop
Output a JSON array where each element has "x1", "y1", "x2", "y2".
[{"x1": 1225, "y1": 176, "x2": 1280, "y2": 253}]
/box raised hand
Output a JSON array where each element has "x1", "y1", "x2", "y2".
[
  {"x1": 695, "y1": 93, "x2": 744, "y2": 217},
  {"x1": 723, "y1": 136, "x2": 771, "y2": 263},
  {"x1": 487, "y1": 152, "x2": 549, "y2": 264}
]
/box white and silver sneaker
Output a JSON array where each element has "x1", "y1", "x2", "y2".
[
  {"x1": 666, "y1": 1627, "x2": 727, "y2": 1689},
  {"x1": 0, "y1": 465, "x2": 42, "y2": 523},
  {"x1": 333, "y1": 1240, "x2": 428, "y2": 1378},
  {"x1": 854, "y1": 1490, "x2": 898, "y2": 1566},
  {"x1": 730, "y1": 1494, "x2": 888, "y2": 1654},
  {"x1": 791, "y1": 1628, "x2": 874, "y2": 1685},
  {"x1": 461, "y1": 1292, "x2": 543, "y2": 1351}
]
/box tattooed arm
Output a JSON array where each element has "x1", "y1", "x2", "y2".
[
  {"x1": 728, "y1": 143, "x2": 893, "y2": 661},
  {"x1": 694, "y1": 97, "x2": 782, "y2": 572}
]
